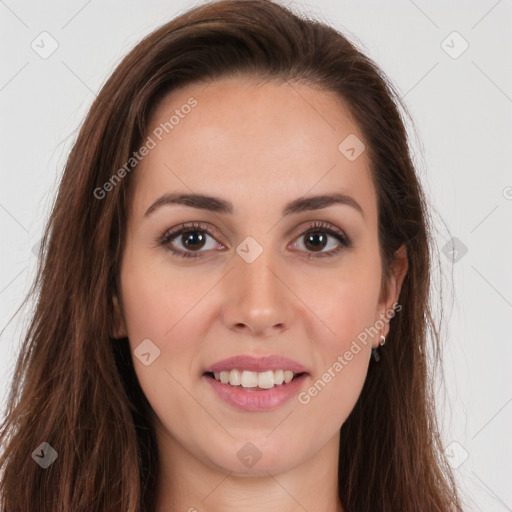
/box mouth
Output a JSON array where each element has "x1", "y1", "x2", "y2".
[
  {"x1": 202, "y1": 354, "x2": 310, "y2": 410},
  {"x1": 202, "y1": 369, "x2": 309, "y2": 411},
  {"x1": 203, "y1": 369, "x2": 308, "y2": 391}
]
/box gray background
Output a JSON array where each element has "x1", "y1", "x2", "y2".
[{"x1": 1, "y1": 1, "x2": 511, "y2": 510}]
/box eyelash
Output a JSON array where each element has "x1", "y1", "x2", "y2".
[{"x1": 155, "y1": 220, "x2": 351, "y2": 260}]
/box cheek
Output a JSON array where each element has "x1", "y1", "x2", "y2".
[
  {"x1": 295, "y1": 279, "x2": 379, "y2": 432},
  {"x1": 308, "y1": 251, "x2": 383, "y2": 350},
  {"x1": 300, "y1": 252, "x2": 381, "y2": 400},
  {"x1": 119, "y1": 248, "x2": 203, "y2": 342},
  {"x1": 118, "y1": 251, "x2": 200, "y2": 402},
  {"x1": 118, "y1": 256, "x2": 204, "y2": 426}
]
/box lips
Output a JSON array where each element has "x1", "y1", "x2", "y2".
[
  {"x1": 203, "y1": 354, "x2": 310, "y2": 374},
  {"x1": 204, "y1": 371, "x2": 309, "y2": 411},
  {"x1": 202, "y1": 354, "x2": 310, "y2": 410}
]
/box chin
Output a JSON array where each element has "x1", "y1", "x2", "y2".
[{"x1": 206, "y1": 436, "x2": 310, "y2": 476}]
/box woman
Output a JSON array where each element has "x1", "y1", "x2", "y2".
[{"x1": 0, "y1": 0, "x2": 465, "y2": 510}]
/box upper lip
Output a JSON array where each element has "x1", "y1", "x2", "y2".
[{"x1": 204, "y1": 354, "x2": 310, "y2": 374}]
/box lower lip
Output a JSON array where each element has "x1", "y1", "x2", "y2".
[{"x1": 203, "y1": 373, "x2": 308, "y2": 411}]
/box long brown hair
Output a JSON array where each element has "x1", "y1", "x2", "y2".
[{"x1": 0, "y1": 1, "x2": 465, "y2": 510}]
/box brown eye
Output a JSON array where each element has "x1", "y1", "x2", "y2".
[
  {"x1": 157, "y1": 221, "x2": 224, "y2": 259},
  {"x1": 292, "y1": 221, "x2": 351, "y2": 259},
  {"x1": 303, "y1": 231, "x2": 329, "y2": 252},
  {"x1": 179, "y1": 231, "x2": 207, "y2": 251}
]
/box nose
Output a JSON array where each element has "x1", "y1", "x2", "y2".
[{"x1": 221, "y1": 252, "x2": 294, "y2": 337}]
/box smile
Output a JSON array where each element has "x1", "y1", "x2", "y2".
[
  {"x1": 209, "y1": 369, "x2": 302, "y2": 389},
  {"x1": 203, "y1": 371, "x2": 309, "y2": 411}
]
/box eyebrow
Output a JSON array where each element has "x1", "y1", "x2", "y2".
[{"x1": 144, "y1": 192, "x2": 365, "y2": 219}]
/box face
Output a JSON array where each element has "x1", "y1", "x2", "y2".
[{"x1": 113, "y1": 76, "x2": 407, "y2": 476}]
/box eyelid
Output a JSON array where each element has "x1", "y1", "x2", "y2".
[
  {"x1": 157, "y1": 221, "x2": 224, "y2": 249},
  {"x1": 290, "y1": 220, "x2": 351, "y2": 254},
  {"x1": 293, "y1": 220, "x2": 348, "y2": 239},
  {"x1": 156, "y1": 219, "x2": 351, "y2": 258}
]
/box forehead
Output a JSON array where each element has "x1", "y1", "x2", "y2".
[{"x1": 129, "y1": 77, "x2": 376, "y2": 222}]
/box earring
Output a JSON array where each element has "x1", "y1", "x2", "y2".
[{"x1": 371, "y1": 334, "x2": 386, "y2": 362}]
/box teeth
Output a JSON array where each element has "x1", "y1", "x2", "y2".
[
  {"x1": 212, "y1": 369, "x2": 300, "y2": 389},
  {"x1": 257, "y1": 370, "x2": 274, "y2": 389},
  {"x1": 229, "y1": 369, "x2": 241, "y2": 386},
  {"x1": 241, "y1": 370, "x2": 258, "y2": 388}
]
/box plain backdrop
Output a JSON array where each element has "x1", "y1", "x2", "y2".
[{"x1": 1, "y1": 1, "x2": 511, "y2": 510}]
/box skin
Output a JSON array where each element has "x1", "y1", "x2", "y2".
[{"x1": 112, "y1": 76, "x2": 408, "y2": 512}]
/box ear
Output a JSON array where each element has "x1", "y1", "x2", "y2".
[
  {"x1": 377, "y1": 244, "x2": 408, "y2": 339},
  {"x1": 111, "y1": 293, "x2": 128, "y2": 339}
]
